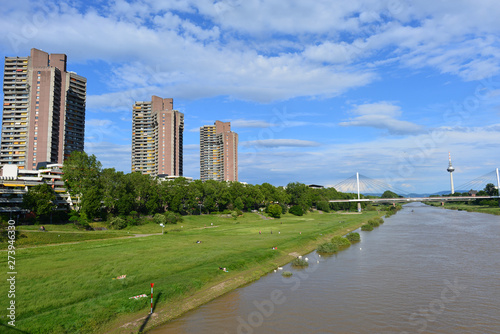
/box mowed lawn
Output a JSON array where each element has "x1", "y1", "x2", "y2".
[{"x1": 0, "y1": 211, "x2": 381, "y2": 333}]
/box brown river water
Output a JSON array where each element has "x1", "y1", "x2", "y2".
[{"x1": 150, "y1": 203, "x2": 500, "y2": 334}]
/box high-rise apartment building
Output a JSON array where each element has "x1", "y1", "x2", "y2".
[
  {"x1": 132, "y1": 96, "x2": 184, "y2": 177},
  {"x1": 200, "y1": 121, "x2": 238, "y2": 182},
  {"x1": 1, "y1": 48, "x2": 86, "y2": 170}
]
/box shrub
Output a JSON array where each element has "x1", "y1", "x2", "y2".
[
  {"x1": 69, "y1": 214, "x2": 91, "y2": 230},
  {"x1": 282, "y1": 271, "x2": 293, "y2": 277},
  {"x1": 291, "y1": 258, "x2": 309, "y2": 267},
  {"x1": 153, "y1": 213, "x2": 167, "y2": 225},
  {"x1": 361, "y1": 224, "x2": 373, "y2": 231},
  {"x1": 331, "y1": 236, "x2": 351, "y2": 249},
  {"x1": 165, "y1": 211, "x2": 183, "y2": 224},
  {"x1": 316, "y1": 242, "x2": 338, "y2": 254},
  {"x1": 367, "y1": 219, "x2": 379, "y2": 227},
  {"x1": 345, "y1": 232, "x2": 360, "y2": 243},
  {"x1": 267, "y1": 204, "x2": 282, "y2": 218},
  {"x1": 289, "y1": 205, "x2": 304, "y2": 216},
  {"x1": 108, "y1": 217, "x2": 127, "y2": 230}
]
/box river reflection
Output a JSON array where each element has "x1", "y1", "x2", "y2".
[{"x1": 150, "y1": 203, "x2": 500, "y2": 334}]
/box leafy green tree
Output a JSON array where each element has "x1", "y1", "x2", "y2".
[
  {"x1": 484, "y1": 183, "x2": 499, "y2": 196},
  {"x1": 267, "y1": 204, "x2": 282, "y2": 218},
  {"x1": 22, "y1": 183, "x2": 56, "y2": 222},
  {"x1": 317, "y1": 200, "x2": 330, "y2": 212},
  {"x1": 63, "y1": 151, "x2": 102, "y2": 196},
  {"x1": 80, "y1": 186, "x2": 103, "y2": 220},
  {"x1": 286, "y1": 182, "x2": 311, "y2": 210}
]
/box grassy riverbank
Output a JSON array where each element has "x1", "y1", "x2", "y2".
[
  {"x1": 424, "y1": 202, "x2": 500, "y2": 215},
  {"x1": 0, "y1": 211, "x2": 382, "y2": 333}
]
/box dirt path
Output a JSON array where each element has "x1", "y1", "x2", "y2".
[
  {"x1": 256, "y1": 212, "x2": 273, "y2": 220},
  {"x1": 0, "y1": 232, "x2": 162, "y2": 251}
]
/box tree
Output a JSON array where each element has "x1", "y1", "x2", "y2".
[
  {"x1": 286, "y1": 182, "x2": 311, "y2": 210},
  {"x1": 22, "y1": 184, "x2": 56, "y2": 222},
  {"x1": 63, "y1": 151, "x2": 102, "y2": 196},
  {"x1": 317, "y1": 200, "x2": 330, "y2": 212},
  {"x1": 267, "y1": 204, "x2": 282, "y2": 218},
  {"x1": 80, "y1": 186, "x2": 103, "y2": 220},
  {"x1": 484, "y1": 183, "x2": 499, "y2": 196}
]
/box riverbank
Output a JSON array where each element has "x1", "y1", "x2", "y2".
[
  {"x1": 0, "y1": 211, "x2": 383, "y2": 333},
  {"x1": 424, "y1": 201, "x2": 500, "y2": 215}
]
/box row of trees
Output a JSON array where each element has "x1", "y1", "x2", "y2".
[{"x1": 22, "y1": 152, "x2": 368, "y2": 222}]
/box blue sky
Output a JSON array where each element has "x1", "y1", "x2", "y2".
[{"x1": 1, "y1": 0, "x2": 500, "y2": 193}]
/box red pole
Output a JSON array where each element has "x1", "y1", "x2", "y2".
[{"x1": 150, "y1": 283, "x2": 154, "y2": 314}]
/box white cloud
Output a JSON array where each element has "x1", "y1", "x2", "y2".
[
  {"x1": 85, "y1": 141, "x2": 131, "y2": 171},
  {"x1": 231, "y1": 119, "x2": 273, "y2": 128},
  {"x1": 239, "y1": 126, "x2": 500, "y2": 192},
  {"x1": 184, "y1": 144, "x2": 199, "y2": 150},
  {"x1": 340, "y1": 102, "x2": 424, "y2": 134},
  {"x1": 241, "y1": 139, "x2": 321, "y2": 148}
]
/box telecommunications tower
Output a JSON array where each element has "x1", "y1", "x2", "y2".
[{"x1": 447, "y1": 152, "x2": 455, "y2": 194}]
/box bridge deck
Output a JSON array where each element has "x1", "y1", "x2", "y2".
[{"x1": 329, "y1": 196, "x2": 498, "y2": 203}]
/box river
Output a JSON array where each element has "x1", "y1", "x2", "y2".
[{"x1": 150, "y1": 203, "x2": 500, "y2": 334}]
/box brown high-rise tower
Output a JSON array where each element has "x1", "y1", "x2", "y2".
[
  {"x1": 132, "y1": 96, "x2": 184, "y2": 177},
  {"x1": 200, "y1": 121, "x2": 238, "y2": 182},
  {"x1": 1, "y1": 48, "x2": 86, "y2": 169}
]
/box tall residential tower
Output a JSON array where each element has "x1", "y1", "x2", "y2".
[
  {"x1": 132, "y1": 96, "x2": 184, "y2": 177},
  {"x1": 1, "y1": 48, "x2": 86, "y2": 169},
  {"x1": 200, "y1": 121, "x2": 238, "y2": 182}
]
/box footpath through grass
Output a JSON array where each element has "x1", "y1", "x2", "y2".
[{"x1": 0, "y1": 211, "x2": 381, "y2": 333}]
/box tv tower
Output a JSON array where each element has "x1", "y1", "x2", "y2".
[{"x1": 447, "y1": 152, "x2": 455, "y2": 194}]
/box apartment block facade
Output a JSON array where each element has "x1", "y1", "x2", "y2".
[
  {"x1": 1, "y1": 48, "x2": 86, "y2": 170},
  {"x1": 131, "y1": 96, "x2": 184, "y2": 177},
  {"x1": 200, "y1": 121, "x2": 238, "y2": 182}
]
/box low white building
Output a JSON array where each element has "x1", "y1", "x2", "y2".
[{"x1": 0, "y1": 164, "x2": 73, "y2": 213}]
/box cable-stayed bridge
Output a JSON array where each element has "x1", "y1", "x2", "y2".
[{"x1": 329, "y1": 169, "x2": 500, "y2": 206}]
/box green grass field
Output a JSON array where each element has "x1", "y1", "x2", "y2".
[
  {"x1": 0, "y1": 211, "x2": 381, "y2": 333},
  {"x1": 425, "y1": 202, "x2": 500, "y2": 215}
]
